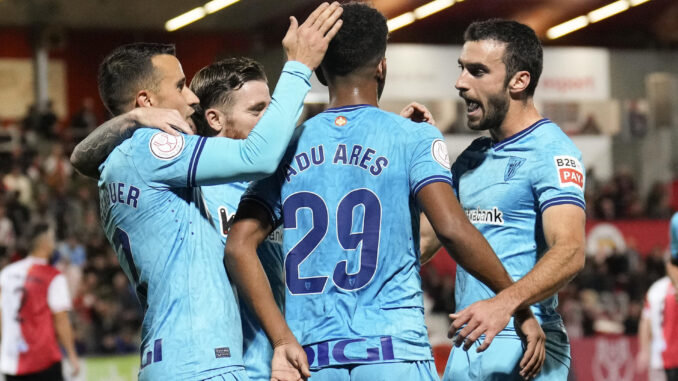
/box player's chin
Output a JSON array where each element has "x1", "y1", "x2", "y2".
[{"x1": 466, "y1": 118, "x2": 484, "y2": 131}]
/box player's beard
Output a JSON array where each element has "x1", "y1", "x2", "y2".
[{"x1": 468, "y1": 90, "x2": 509, "y2": 132}]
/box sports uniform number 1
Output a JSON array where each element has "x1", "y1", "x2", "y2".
[
  {"x1": 113, "y1": 227, "x2": 139, "y2": 283},
  {"x1": 283, "y1": 189, "x2": 381, "y2": 294}
]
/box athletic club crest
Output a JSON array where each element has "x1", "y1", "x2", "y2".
[
  {"x1": 335, "y1": 116, "x2": 347, "y2": 126},
  {"x1": 504, "y1": 156, "x2": 526, "y2": 181}
]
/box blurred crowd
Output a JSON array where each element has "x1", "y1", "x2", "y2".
[
  {"x1": 0, "y1": 101, "x2": 676, "y2": 355},
  {"x1": 585, "y1": 167, "x2": 676, "y2": 220},
  {"x1": 0, "y1": 99, "x2": 142, "y2": 355}
]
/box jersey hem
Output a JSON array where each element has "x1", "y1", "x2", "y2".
[
  {"x1": 540, "y1": 196, "x2": 586, "y2": 214},
  {"x1": 241, "y1": 195, "x2": 277, "y2": 227},
  {"x1": 412, "y1": 175, "x2": 453, "y2": 197}
]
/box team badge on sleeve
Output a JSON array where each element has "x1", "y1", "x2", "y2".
[
  {"x1": 554, "y1": 155, "x2": 584, "y2": 189},
  {"x1": 149, "y1": 132, "x2": 185, "y2": 160},
  {"x1": 431, "y1": 139, "x2": 451, "y2": 170}
]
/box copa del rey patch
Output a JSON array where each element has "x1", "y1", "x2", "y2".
[
  {"x1": 554, "y1": 155, "x2": 584, "y2": 189},
  {"x1": 431, "y1": 139, "x2": 451, "y2": 170},
  {"x1": 149, "y1": 132, "x2": 185, "y2": 160}
]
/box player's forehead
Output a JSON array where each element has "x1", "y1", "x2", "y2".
[
  {"x1": 459, "y1": 39, "x2": 506, "y2": 67},
  {"x1": 231, "y1": 80, "x2": 270, "y2": 107},
  {"x1": 151, "y1": 54, "x2": 185, "y2": 83}
]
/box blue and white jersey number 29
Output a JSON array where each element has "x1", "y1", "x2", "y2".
[{"x1": 283, "y1": 189, "x2": 381, "y2": 295}]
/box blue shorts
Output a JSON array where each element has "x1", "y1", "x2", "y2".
[
  {"x1": 310, "y1": 360, "x2": 438, "y2": 381},
  {"x1": 442, "y1": 321, "x2": 570, "y2": 381}
]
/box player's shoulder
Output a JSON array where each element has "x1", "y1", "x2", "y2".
[
  {"x1": 647, "y1": 276, "x2": 671, "y2": 299},
  {"x1": 531, "y1": 119, "x2": 581, "y2": 153}
]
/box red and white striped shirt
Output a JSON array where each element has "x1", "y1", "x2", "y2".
[
  {"x1": 0, "y1": 256, "x2": 71, "y2": 375},
  {"x1": 643, "y1": 276, "x2": 678, "y2": 370}
]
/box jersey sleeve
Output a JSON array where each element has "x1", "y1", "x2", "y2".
[
  {"x1": 193, "y1": 61, "x2": 312, "y2": 185},
  {"x1": 408, "y1": 122, "x2": 453, "y2": 197},
  {"x1": 129, "y1": 129, "x2": 210, "y2": 188},
  {"x1": 532, "y1": 143, "x2": 586, "y2": 214},
  {"x1": 670, "y1": 213, "x2": 678, "y2": 264},
  {"x1": 240, "y1": 173, "x2": 284, "y2": 228},
  {"x1": 132, "y1": 61, "x2": 312, "y2": 188},
  {"x1": 47, "y1": 273, "x2": 72, "y2": 313}
]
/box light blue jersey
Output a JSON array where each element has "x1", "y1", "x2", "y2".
[
  {"x1": 445, "y1": 118, "x2": 585, "y2": 380},
  {"x1": 97, "y1": 61, "x2": 311, "y2": 380},
  {"x1": 202, "y1": 182, "x2": 284, "y2": 381},
  {"x1": 243, "y1": 104, "x2": 453, "y2": 371},
  {"x1": 671, "y1": 212, "x2": 678, "y2": 265}
]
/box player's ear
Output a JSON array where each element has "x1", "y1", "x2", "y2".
[
  {"x1": 135, "y1": 90, "x2": 153, "y2": 108},
  {"x1": 205, "y1": 108, "x2": 224, "y2": 134},
  {"x1": 315, "y1": 67, "x2": 328, "y2": 86},
  {"x1": 508, "y1": 70, "x2": 530, "y2": 97},
  {"x1": 376, "y1": 57, "x2": 387, "y2": 81}
]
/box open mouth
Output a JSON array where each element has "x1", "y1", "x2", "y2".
[
  {"x1": 466, "y1": 100, "x2": 480, "y2": 113},
  {"x1": 463, "y1": 97, "x2": 481, "y2": 117}
]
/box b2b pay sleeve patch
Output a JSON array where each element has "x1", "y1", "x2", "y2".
[
  {"x1": 554, "y1": 155, "x2": 584, "y2": 189},
  {"x1": 149, "y1": 132, "x2": 185, "y2": 160}
]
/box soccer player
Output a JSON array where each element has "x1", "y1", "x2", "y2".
[
  {"x1": 0, "y1": 224, "x2": 80, "y2": 380},
  {"x1": 637, "y1": 275, "x2": 678, "y2": 381},
  {"x1": 189, "y1": 57, "x2": 285, "y2": 381},
  {"x1": 439, "y1": 19, "x2": 586, "y2": 380},
  {"x1": 69, "y1": 4, "x2": 343, "y2": 380},
  {"x1": 190, "y1": 58, "x2": 437, "y2": 381},
  {"x1": 224, "y1": 4, "x2": 544, "y2": 381}
]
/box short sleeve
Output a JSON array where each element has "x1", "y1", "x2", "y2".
[
  {"x1": 532, "y1": 145, "x2": 586, "y2": 214},
  {"x1": 131, "y1": 129, "x2": 209, "y2": 188},
  {"x1": 240, "y1": 162, "x2": 287, "y2": 228},
  {"x1": 408, "y1": 122, "x2": 453, "y2": 197},
  {"x1": 47, "y1": 274, "x2": 72, "y2": 313}
]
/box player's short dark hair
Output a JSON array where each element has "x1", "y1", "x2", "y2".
[
  {"x1": 98, "y1": 42, "x2": 176, "y2": 116},
  {"x1": 29, "y1": 223, "x2": 51, "y2": 249},
  {"x1": 321, "y1": 2, "x2": 388, "y2": 77},
  {"x1": 189, "y1": 57, "x2": 267, "y2": 137},
  {"x1": 464, "y1": 19, "x2": 543, "y2": 97}
]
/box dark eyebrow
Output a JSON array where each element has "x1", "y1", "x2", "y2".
[
  {"x1": 460, "y1": 60, "x2": 490, "y2": 73},
  {"x1": 176, "y1": 77, "x2": 186, "y2": 88},
  {"x1": 248, "y1": 101, "x2": 268, "y2": 111}
]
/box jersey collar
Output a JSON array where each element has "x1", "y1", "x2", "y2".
[
  {"x1": 323, "y1": 104, "x2": 375, "y2": 113},
  {"x1": 493, "y1": 118, "x2": 550, "y2": 151}
]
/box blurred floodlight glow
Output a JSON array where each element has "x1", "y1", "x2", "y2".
[
  {"x1": 165, "y1": 7, "x2": 206, "y2": 32},
  {"x1": 165, "y1": 0, "x2": 240, "y2": 31},
  {"x1": 547, "y1": 0, "x2": 652, "y2": 39}
]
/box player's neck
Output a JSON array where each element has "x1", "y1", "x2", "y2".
[
  {"x1": 327, "y1": 81, "x2": 379, "y2": 109},
  {"x1": 29, "y1": 250, "x2": 50, "y2": 261},
  {"x1": 490, "y1": 99, "x2": 542, "y2": 142}
]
